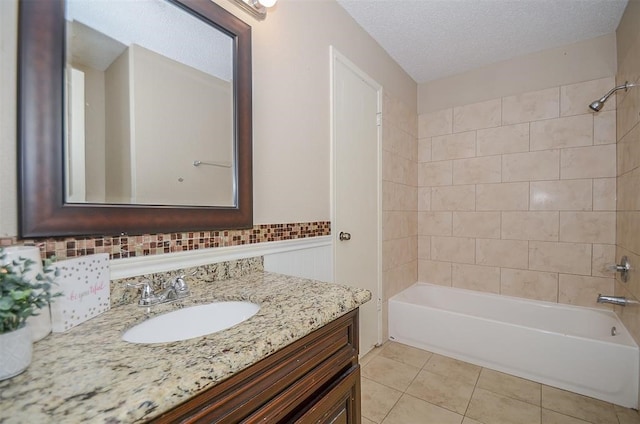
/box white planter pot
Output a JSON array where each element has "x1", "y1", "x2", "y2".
[
  {"x1": 27, "y1": 306, "x2": 51, "y2": 342},
  {"x1": 0, "y1": 325, "x2": 33, "y2": 380}
]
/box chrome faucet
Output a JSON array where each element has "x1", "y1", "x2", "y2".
[
  {"x1": 597, "y1": 294, "x2": 630, "y2": 307},
  {"x1": 127, "y1": 275, "x2": 190, "y2": 306}
]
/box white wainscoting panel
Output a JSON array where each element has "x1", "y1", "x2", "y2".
[
  {"x1": 263, "y1": 238, "x2": 333, "y2": 282},
  {"x1": 110, "y1": 236, "x2": 333, "y2": 280}
]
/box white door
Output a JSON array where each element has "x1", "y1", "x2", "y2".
[{"x1": 331, "y1": 47, "x2": 382, "y2": 357}]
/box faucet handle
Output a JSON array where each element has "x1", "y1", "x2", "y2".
[
  {"x1": 126, "y1": 281, "x2": 155, "y2": 305},
  {"x1": 172, "y1": 275, "x2": 189, "y2": 293},
  {"x1": 127, "y1": 281, "x2": 153, "y2": 294},
  {"x1": 161, "y1": 274, "x2": 186, "y2": 288}
]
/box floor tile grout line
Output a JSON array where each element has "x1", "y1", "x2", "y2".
[
  {"x1": 377, "y1": 389, "x2": 404, "y2": 424},
  {"x1": 364, "y1": 353, "x2": 424, "y2": 389},
  {"x1": 369, "y1": 352, "x2": 469, "y2": 421},
  {"x1": 404, "y1": 370, "x2": 471, "y2": 418},
  {"x1": 541, "y1": 384, "x2": 620, "y2": 424},
  {"x1": 405, "y1": 363, "x2": 422, "y2": 390},
  {"x1": 421, "y1": 351, "x2": 435, "y2": 371},
  {"x1": 540, "y1": 407, "x2": 599, "y2": 424},
  {"x1": 359, "y1": 375, "x2": 401, "y2": 424},
  {"x1": 360, "y1": 375, "x2": 404, "y2": 398},
  {"x1": 463, "y1": 383, "x2": 478, "y2": 420},
  {"x1": 477, "y1": 368, "x2": 543, "y2": 408},
  {"x1": 461, "y1": 365, "x2": 483, "y2": 420}
]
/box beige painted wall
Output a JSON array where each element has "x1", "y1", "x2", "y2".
[
  {"x1": 81, "y1": 66, "x2": 107, "y2": 202},
  {"x1": 105, "y1": 49, "x2": 132, "y2": 203},
  {"x1": 232, "y1": 0, "x2": 416, "y2": 224},
  {"x1": 418, "y1": 33, "x2": 617, "y2": 114},
  {"x1": 614, "y1": 0, "x2": 640, "y2": 346},
  {"x1": 130, "y1": 44, "x2": 234, "y2": 206},
  {"x1": 0, "y1": 0, "x2": 417, "y2": 236},
  {"x1": 0, "y1": 0, "x2": 18, "y2": 237}
]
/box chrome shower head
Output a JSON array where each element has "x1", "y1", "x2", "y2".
[
  {"x1": 589, "y1": 99, "x2": 605, "y2": 112},
  {"x1": 589, "y1": 81, "x2": 637, "y2": 112}
]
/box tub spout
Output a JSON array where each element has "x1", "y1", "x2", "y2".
[{"x1": 597, "y1": 294, "x2": 630, "y2": 306}]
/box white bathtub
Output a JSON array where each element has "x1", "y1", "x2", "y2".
[{"x1": 389, "y1": 282, "x2": 640, "y2": 408}]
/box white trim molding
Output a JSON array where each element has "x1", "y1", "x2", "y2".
[{"x1": 110, "y1": 235, "x2": 332, "y2": 280}]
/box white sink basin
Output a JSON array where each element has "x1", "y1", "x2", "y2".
[{"x1": 122, "y1": 301, "x2": 260, "y2": 344}]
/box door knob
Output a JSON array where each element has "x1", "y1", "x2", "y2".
[{"x1": 339, "y1": 231, "x2": 351, "y2": 241}]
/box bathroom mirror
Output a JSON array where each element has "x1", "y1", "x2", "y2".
[{"x1": 18, "y1": 0, "x2": 253, "y2": 237}]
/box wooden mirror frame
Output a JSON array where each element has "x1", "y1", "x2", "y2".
[{"x1": 18, "y1": 0, "x2": 252, "y2": 238}]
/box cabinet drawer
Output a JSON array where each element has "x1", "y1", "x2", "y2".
[
  {"x1": 153, "y1": 309, "x2": 359, "y2": 423},
  {"x1": 293, "y1": 365, "x2": 360, "y2": 424},
  {"x1": 243, "y1": 357, "x2": 358, "y2": 423}
]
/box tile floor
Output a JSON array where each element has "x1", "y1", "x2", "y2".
[{"x1": 360, "y1": 342, "x2": 640, "y2": 424}]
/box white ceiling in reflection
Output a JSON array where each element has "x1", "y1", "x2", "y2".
[{"x1": 66, "y1": 0, "x2": 233, "y2": 82}]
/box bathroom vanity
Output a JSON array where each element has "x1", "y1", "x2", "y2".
[
  {"x1": 155, "y1": 310, "x2": 360, "y2": 422},
  {"x1": 0, "y1": 271, "x2": 370, "y2": 423}
]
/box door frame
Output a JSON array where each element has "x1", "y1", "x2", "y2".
[{"x1": 329, "y1": 46, "x2": 383, "y2": 348}]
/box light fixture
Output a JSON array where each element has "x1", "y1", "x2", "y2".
[
  {"x1": 229, "y1": 0, "x2": 277, "y2": 21},
  {"x1": 258, "y1": 0, "x2": 277, "y2": 7}
]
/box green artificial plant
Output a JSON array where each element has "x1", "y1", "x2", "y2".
[{"x1": 0, "y1": 248, "x2": 60, "y2": 334}]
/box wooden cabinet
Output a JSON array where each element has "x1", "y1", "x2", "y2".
[
  {"x1": 152, "y1": 309, "x2": 361, "y2": 424},
  {"x1": 292, "y1": 365, "x2": 360, "y2": 424}
]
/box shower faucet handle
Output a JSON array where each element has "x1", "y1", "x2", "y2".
[
  {"x1": 615, "y1": 257, "x2": 630, "y2": 272},
  {"x1": 612, "y1": 256, "x2": 631, "y2": 283}
]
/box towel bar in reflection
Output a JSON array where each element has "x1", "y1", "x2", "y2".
[{"x1": 192, "y1": 160, "x2": 232, "y2": 168}]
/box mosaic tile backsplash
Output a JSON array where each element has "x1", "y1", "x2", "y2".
[{"x1": 0, "y1": 221, "x2": 330, "y2": 261}]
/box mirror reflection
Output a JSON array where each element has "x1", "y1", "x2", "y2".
[{"x1": 65, "y1": 0, "x2": 235, "y2": 207}]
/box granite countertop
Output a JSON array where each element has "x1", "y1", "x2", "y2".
[{"x1": 0, "y1": 271, "x2": 371, "y2": 423}]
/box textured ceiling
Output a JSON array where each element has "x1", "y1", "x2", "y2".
[{"x1": 337, "y1": 0, "x2": 628, "y2": 84}]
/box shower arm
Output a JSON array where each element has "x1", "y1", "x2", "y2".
[
  {"x1": 589, "y1": 81, "x2": 638, "y2": 112},
  {"x1": 598, "y1": 81, "x2": 637, "y2": 103}
]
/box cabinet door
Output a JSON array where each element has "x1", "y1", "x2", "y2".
[{"x1": 294, "y1": 365, "x2": 361, "y2": 424}]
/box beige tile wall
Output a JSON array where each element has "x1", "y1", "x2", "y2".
[
  {"x1": 614, "y1": 0, "x2": 640, "y2": 346},
  {"x1": 382, "y1": 93, "x2": 418, "y2": 339},
  {"x1": 418, "y1": 77, "x2": 617, "y2": 308}
]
